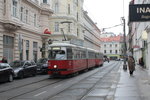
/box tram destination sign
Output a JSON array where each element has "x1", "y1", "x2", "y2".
[{"x1": 129, "y1": 4, "x2": 150, "y2": 22}]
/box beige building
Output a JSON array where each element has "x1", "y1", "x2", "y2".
[
  {"x1": 0, "y1": 0, "x2": 53, "y2": 63},
  {"x1": 49, "y1": 0, "x2": 84, "y2": 44},
  {"x1": 82, "y1": 11, "x2": 101, "y2": 51},
  {"x1": 49, "y1": 0, "x2": 101, "y2": 51}
]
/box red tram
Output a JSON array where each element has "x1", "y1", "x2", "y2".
[{"x1": 47, "y1": 43, "x2": 104, "y2": 77}]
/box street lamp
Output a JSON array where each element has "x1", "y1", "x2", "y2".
[{"x1": 121, "y1": 17, "x2": 127, "y2": 70}]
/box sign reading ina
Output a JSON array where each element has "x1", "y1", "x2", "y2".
[{"x1": 129, "y1": 4, "x2": 150, "y2": 22}]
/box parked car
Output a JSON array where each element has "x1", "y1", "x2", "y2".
[
  {"x1": 9, "y1": 60, "x2": 37, "y2": 78},
  {"x1": 0, "y1": 63, "x2": 14, "y2": 82},
  {"x1": 36, "y1": 58, "x2": 48, "y2": 74}
]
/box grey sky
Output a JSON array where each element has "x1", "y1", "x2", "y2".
[{"x1": 84, "y1": 0, "x2": 131, "y2": 34}]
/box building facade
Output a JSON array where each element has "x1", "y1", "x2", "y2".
[
  {"x1": 49, "y1": 0, "x2": 101, "y2": 51},
  {"x1": 128, "y1": 0, "x2": 150, "y2": 70},
  {"x1": 49, "y1": 0, "x2": 84, "y2": 45},
  {"x1": 0, "y1": 0, "x2": 53, "y2": 63},
  {"x1": 82, "y1": 11, "x2": 101, "y2": 51},
  {"x1": 100, "y1": 34, "x2": 124, "y2": 60}
]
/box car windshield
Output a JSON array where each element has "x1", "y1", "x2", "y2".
[
  {"x1": 37, "y1": 58, "x2": 47, "y2": 63},
  {"x1": 10, "y1": 61, "x2": 24, "y2": 68}
]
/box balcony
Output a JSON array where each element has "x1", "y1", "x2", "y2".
[{"x1": 3, "y1": 22, "x2": 21, "y2": 32}]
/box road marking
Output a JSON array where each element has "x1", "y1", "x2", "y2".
[
  {"x1": 54, "y1": 84, "x2": 62, "y2": 88},
  {"x1": 34, "y1": 91, "x2": 47, "y2": 97}
]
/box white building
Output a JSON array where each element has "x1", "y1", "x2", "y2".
[
  {"x1": 49, "y1": 0, "x2": 101, "y2": 51},
  {"x1": 128, "y1": 0, "x2": 150, "y2": 70},
  {"x1": 100, "y1": 34, "x2": 124, "y2": 60},
  {"x1": 0, "y1": 0, "x2": 53, "y2": 62}
]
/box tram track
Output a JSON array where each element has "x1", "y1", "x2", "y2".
[
  {"x1": 6, "y1": 79, "x2": 65, "y2": 100},
  {"x1": 0, "y1": 78, "x2": 49, "y2": 93},
  {"x1": 45, "y1": 61, "x2": 121, "y2": 100},
  {"x1": 0, "y1": 77, "x2": 65, "y2": 100}
]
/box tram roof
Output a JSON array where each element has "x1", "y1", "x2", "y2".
[
  {"x1": 49, "y1": 43, "x2": 76, "y2": 47},
  {"x1": 49, "y1": 43, "x2": 101, "y2": 52}
]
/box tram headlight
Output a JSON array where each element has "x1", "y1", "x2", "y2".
[{"x1": 54, "y1": 65, "x2": 57, "y2": 68}]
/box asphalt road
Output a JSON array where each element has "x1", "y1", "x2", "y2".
[{"x1": 0, "y1": 61, "x2": 122, "y2": 100}]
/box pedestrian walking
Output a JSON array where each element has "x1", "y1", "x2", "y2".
[
  {"x1": 127, "y1": 55, "x2": 135, "y2": 76},
  {"x1": 1, "y1": 57, "x2": 8, "y2": 63}
]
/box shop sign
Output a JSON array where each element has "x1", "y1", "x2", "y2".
[
  {"x1": 44, "y1": 29, "x2": 51, "y2": 34},
  {"x1": 129, "y1": 4, "x2": 150, "y2": 22}
]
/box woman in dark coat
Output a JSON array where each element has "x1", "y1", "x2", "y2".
[{"x1": 127, "y1": 56, "x2": 135, "y2": 75}]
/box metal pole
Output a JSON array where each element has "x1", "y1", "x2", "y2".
[
  {"x1": 61, "y1": 28, "x2": 67, "y2": 41},
  {"x1": 122, "y1": 17, "x2": 127, "y2": 70}
]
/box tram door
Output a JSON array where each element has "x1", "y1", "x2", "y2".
[{"x1": 3, "y1": 35, "x2": 14, "y2": 63}]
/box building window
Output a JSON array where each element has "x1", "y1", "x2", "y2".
[
  {"x1": 115, "y1": 50, "x2": 118, "y2": 54},
  {"x1": 75, "y1": 0, "x2": 78, "y2": 6},
  {"x1": 33, "y1": 42, "x2": 38, "y2": 62},
  {"x1": 115, "y1": 44, "x2": 117, "y2": 47},
  {"x1": 68, "y1": 4, "x2": 70, "y2": 14},
  {"x1": 3, "y1": 35, "x2": 14, "y2": 63},
  {"x1": 110, "y1": 44, "x2": 112, "y2": 47},
  {"x1": 43, "y1": 0, "x2": 47, "y2": 3},
  {"x1": 55, "y1": 22, "x2": 59, "y2": 32},
  {"x1": 104, "y1": 50, "x2": 106, "y2": 53},
  {"x1": 68, "y1": 23, "x2": 71, "y2": 32},
  {"x1": 25, "y1": 10, "x2": 28, "y2": 23},
  {"x1": 77, "y1": 12, "x2": 78, "y2": 21},
  {"x1": 12, "y1": 0, "x2": 17, "y2": 17},
  {"x1": 34, "y1": 14, "x2": 37, "y2": 26},
  {"x1": 26, "y1": 40, "x2": 29, "y2": 60},
  {"x1": 54, "y1": 3, "x2": 59, "y2": 13},
  {"x1": 110, "y1": 50, "x2": 112, "y2": 54},
  {"x1": 20, "y1": 7, "x2": 23, "y2": 21},
  {"x1": 104, "y1": 44, "x2": 106, "y2": 48}
]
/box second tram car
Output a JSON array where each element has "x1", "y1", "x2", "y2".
[{"x1": 47, "y1": 43, "x2": 103, "y2": 77}]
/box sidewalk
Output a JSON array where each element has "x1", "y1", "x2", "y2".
[{"x1": 114, "y1": 64, "x2": 150, "y2": 100}]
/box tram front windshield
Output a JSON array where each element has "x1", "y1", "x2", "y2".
[{"x1": 48, "y1": 50, "x2": 66, "y2": 60}]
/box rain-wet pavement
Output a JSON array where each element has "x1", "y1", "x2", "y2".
[
  {"x1": 81, "y1": 62, "x2": 150, "y2": 100},
  {"x1": 114, "y1": 63, "x2": 150, "y2": 100}
]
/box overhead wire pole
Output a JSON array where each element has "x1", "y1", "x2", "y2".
[
  {"x1": 122, "y1": 17, "x2": 127, "y2": 70},
  {"x1": 122, "y1": 0, "x2": 127, "y2": 70}
]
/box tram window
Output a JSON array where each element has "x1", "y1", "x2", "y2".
[
  {"x1": 73, "y1": 49, "x2": 80, "y2": 59},
  {"x1": 81, "y1": 51, "x2": 86, "y2": 59},
  {"x1": 96, "y1": 53, "x2": 100, "y2": 59},
  {"x1": 48, "y1": 50, "x2": 66, "y2": 60},
  {"x1": 67, "y1": 48, "x2": 73, "y2": 59},
  {"x1": 88, "y1": 52, "x2": 95, "y2": 59}
]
